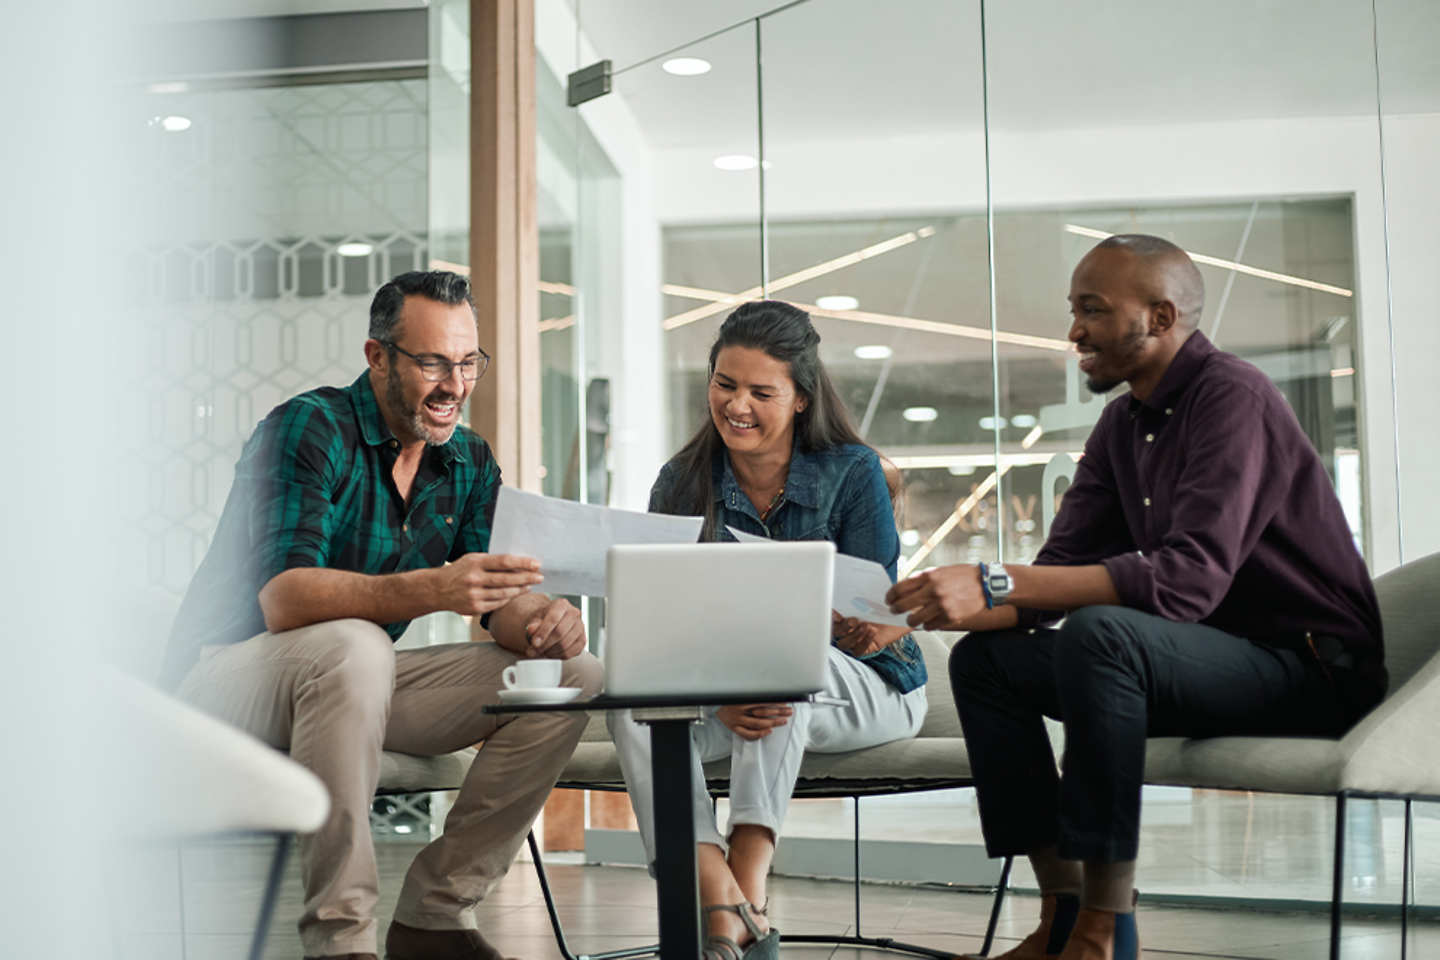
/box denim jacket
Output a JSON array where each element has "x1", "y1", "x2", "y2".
[{"x1": 649, "y1": 442, "x2": 928, "y2": 695}]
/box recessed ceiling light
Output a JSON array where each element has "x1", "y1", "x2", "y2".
[
  {"x1": 817, "y1": 295, "x2": 860, "y2": 312},
  {"x1": 979, "y1": 416, "x2": 1009, "y2": 430},
  {"x1": 900, "y1": 529, "x2": 921, "y2": 547},
  {"x1": 160, "y1": 115, "x2": 192, "y2": 132},
  {"x1": 903, "y1": 407, "x2": 938, "y2": 423},
  {"x1": 1010, "y1": 414, "x2": 1037, "y2": 428},
  {"x1": 714, "y1": 155, "x2": 759, "y2": 171},
  {"x1": 337, "y1": 242, "x2": 374, "y2": 257},
  {"x1": 663, "y1": 57, "x2": 712, "y2": 76},
  {"x1": 948, "y1": 464, "x2": 977, "y2": 476},
  {"x1": 853, "y1": 344, "x2": 891, "y2": 360}
]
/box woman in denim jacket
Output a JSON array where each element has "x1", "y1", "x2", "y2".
[{"x1": 608, "y1": 300, "x2": 929, "y2": 960}]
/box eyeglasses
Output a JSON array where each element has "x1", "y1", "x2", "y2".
[{"x1": 384, "y1": 342, "x2": 490, "y2": 382}]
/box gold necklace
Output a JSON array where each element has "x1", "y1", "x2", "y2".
[{"x1": 759, "y1": 484, "x2": 786, "y2": 523}]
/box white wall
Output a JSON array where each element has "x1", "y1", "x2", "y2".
[{"x1": 1374, "y1": 112, "x2": 1440, "y2": 565}]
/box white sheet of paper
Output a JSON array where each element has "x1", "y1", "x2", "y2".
[
  {"x1": 489, "y1": 488, "x2": 703, "y2": 597},
  {"x1": 726, "y1": 526, "x2": 912, "y2": 627}
]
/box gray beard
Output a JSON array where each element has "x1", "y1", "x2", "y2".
[{"x1": 386, "y1": 373, "x2": 455, "y2": 447}]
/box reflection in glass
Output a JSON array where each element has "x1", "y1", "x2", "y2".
[{"x1": 664, "y1": 200, "x2": 1362, "y2": 569}]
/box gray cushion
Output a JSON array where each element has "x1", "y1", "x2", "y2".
[
  {"x1": 914, "y1": 631, "x2": 963, "y2": 739},
  {"x1": 378, "y1": 748, "x2": 475, "y2": 794},
  {"x1": 420, "y1": 633, "x2": 975, "y2": 799},
  {"x1": 1372, "y1": 550, "x2": 1440, "y2": 690},
  {"x1": 1145, "y1": 550, "x2": 1440, "y2": 799},
  {"x1": 556, "y1": 633, "x2": 971, "y2": 797}
]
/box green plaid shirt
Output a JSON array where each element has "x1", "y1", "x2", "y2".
[{"x1": 161, "y1": 372, "x2": 501, "y2": 689}]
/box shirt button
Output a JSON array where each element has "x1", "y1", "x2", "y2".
[
  {"x1": 1143, "y1": 498, "x2": 1152, "y2": 506},
  {"x1": 403, "y1": 523, "x2": 409, "y2": 533},
  {"x1": 446, "y1": 516, "x2": 453, "y2": 524},
  {"x1": 1145, "y1": 434, "x2": 1155, "y2": 442},
  {"x1": 389, "y1": 440, "x2": 398, "y2": 449}
]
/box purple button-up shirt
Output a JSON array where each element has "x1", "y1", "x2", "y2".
[{"x1": 1020, "y1": 331, "x2": 1383, "y2": 660}]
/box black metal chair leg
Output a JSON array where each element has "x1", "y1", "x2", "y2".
[
  {"x1": 526, "y1": 792, "x2": 1006, "y2": 960},
  {"x1": 528, "y1": 831, "x2": 581, "y2": 960},
  {"x1": 854, "y1": 797, "x2": 863, "y2": 937},
  {"x1": 249, "y1": 833, "x2": 293, "y2": 960},
  {"x1": 527, "y1": 829, "x2": 659, "y2": 960},
  {"x1": 979, "y1": 856, "x2": 1014, "y2": 957},
  {"x1": 1401, "y1": 799, "x2": 1413, "y2": 960},
  {"x1": 1330, "y1": 792, "x2": 1347, "y2": 960}
]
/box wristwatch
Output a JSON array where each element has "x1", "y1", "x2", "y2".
[{"x1": 979, "y1": 562, "x2": 1014, "y2": 609}]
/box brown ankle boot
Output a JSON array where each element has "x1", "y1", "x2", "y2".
[
  {"x1": 384, "y1": 920, "x2": 516, "y2": 960},
  {"x1": 963, "y1": 893, "x2": 1079, "y2": 959},
  {"x1": 1055, "y1": 900, "x2": 1139, "y2": 960}
]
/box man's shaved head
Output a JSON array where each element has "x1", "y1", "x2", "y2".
[
  {"x1": 1068, "y1": 234, "x2": 1209, "y2": 400},
  {"x1": 1090, "y1": 234, "x2": 1206, "y2": 329}
]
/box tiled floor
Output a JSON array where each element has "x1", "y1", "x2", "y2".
[
  {"x1": 778, "y1": 790, "x2": 1440, "y2": 908},
  {"x1": 109, "y1": 814, "x2": 1439, "y2": 960}
]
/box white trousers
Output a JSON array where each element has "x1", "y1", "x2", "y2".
[{"x1": 608, "y1": 646, "x2": 928, "y2": 867}]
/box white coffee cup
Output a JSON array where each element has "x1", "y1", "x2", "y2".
[{"x1": 503, "y1": 659, "x2": 563, "y2": 691}]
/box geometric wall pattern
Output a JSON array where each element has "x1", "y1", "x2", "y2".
[
  {"x1": 125, "y1": 77, "x2": 441, "y2": 836},
  {"x1": 125, "y1": 80, "x2": 430, "y2": 596}
]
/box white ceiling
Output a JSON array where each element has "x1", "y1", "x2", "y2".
[
  {"x1": 566, "y1": 0, "x2": 1440, "y2": 148},
  {"x1": 141, "y1": 0, "x2": 1440, "y2": 141}
]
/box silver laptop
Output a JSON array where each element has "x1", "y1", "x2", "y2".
[{"x1": 603, "y1": 541, "x2": 836, "y2": 700}]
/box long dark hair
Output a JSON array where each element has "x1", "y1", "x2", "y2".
[{"x1": 656, "y1": 300, "x2": 881, "y2": 538}]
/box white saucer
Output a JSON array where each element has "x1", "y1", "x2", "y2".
[{"x1": 498, "y1": 687, "x2": 583, "y2": 705}]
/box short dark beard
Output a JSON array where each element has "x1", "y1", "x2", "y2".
[
  {"x1": 1085, "y1": 323, "x2": 1147, "y2": 394},
  {"x1": 1085, "y1": 373, "x2": 1124, "y2": 395},
  {"x1": 385, "y1": 370, "x2": 455, "y2": 447}
]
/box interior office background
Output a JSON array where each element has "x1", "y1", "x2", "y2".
[{"x1": 3, "y1": 1, "x2": 1438, "y2": 955}]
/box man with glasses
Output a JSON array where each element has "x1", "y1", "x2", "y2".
[{"x1": 161, "y1": 270, "x2": 602, "y2": 960}]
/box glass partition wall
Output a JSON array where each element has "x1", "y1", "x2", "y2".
[{"x1": 563, "y1": 0, "x2": 1435, "y2": 912}]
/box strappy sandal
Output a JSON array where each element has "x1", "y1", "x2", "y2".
[{"x1": 701, "y1": 902, "x2": 779, "y2": 960}]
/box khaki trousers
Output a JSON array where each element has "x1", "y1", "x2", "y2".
[{"x1": 176, "y1": 618, "x2": 603, "y2": 957}]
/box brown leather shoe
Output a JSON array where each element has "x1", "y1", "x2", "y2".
[
  {"x1": 1055, "y1": 900, "x2": 1139, "y2": 960},
  {"x1": 384, "y1": 920, "x2": 515, "y2": 960},
  {"x1": 963, "y1": 893, "x2": 1079, "y2": 959}
]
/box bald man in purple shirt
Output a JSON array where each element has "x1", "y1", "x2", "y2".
[{"x1": 888, "y1": 235, "x2": 1386, "y2": 960}]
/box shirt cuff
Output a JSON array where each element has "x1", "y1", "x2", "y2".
[{"x1": 1101, "y1": 552, "x2": 1154, "y2": 614}]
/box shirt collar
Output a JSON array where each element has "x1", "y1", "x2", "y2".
[
  {"x1": 348, "y1": 372, "x2": 469, "y2": 466},
  {"x1": 1129, "y1": 330, "x2": 1218, "y2": 416},
  {"x1": 713, "y1": 439, "x2": 820, "y2": 508}
]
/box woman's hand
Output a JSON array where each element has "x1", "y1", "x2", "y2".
[
  {"x1": 832, "y1": 613, "x2": 911, "y2": 658},
  {"x1": 716, "y1": 704, "x2": 793, "y2": 740}
]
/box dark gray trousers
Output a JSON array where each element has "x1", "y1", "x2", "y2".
[{"x1": 949, "y1": 606, "x2": 1383, "y2": 862}]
